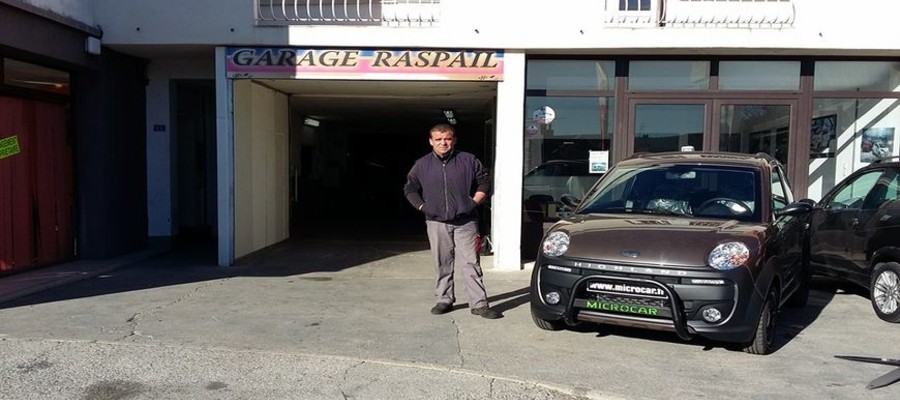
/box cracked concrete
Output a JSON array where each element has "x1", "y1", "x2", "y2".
[
  {"x1": 451, "y1": 317, "x2": 465, "y2": 367},
  {"x1": 0, "y1": 240, "x2": 898, "y2": 399}
]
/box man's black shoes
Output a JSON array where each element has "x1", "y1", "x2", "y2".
[
  {"x1": 471, "y1": 306, "x2": 502, "y2": 319},
  {"x1": 431, "y1": 303, "x2": 453, "y2": 315}
]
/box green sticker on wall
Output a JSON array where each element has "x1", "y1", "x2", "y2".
[{"x1": 0, "y1": 135, "x2": 21, "y2": 160}]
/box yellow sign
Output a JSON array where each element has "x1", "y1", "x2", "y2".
[{"x1": 0, "y1": 135, "x2": 21, "y2": 160}]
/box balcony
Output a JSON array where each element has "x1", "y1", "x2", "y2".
[
  {"x1": 604, "y1": 0, "x2": 795, "y2": 28},
  {"x1": 255, "y1": 0, "x2": 440, "y2": 27}
]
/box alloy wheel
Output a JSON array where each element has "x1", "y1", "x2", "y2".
[{"x1": 873, "y1": 270, "x2": 900, "y2": 315}]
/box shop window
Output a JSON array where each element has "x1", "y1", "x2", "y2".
[
  {"x1": 633, "y1": 103, "x2": 704, "y2": 152},
  {"x1": 808, "y1": 98, "x2": 900, "y2": 200},
  {"x1": 719, "y1": 61, "x2": 800, "y2": 90},
  {"x1": 815, "y1": 62, "x2": 900, "y2": 92},
  {"x1": 628, "y1": 61, "x2": 710, "y2": 90},
  {"x1": 523, "y1": 95, "x2": 614, "y2": 222},
  {"x1": 719, "y1": 104, "x2": 792, "y2": 166},
  {"x1": 2, "y1": 58, "x2": 70, "y2": 95},
  {"x1": 527, "y1": 60, "x2": 615, "y2": 91}
]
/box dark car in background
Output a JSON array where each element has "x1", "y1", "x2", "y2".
[
  {"x1": 806, "y1": 157, "x2": 900, "y2": 323},
  {"x1": 524, "y1": 160, "x2": 602, "y2": 221},
  {"x1": 530, "y1": 151, "x2": 813, "y2": 355}
]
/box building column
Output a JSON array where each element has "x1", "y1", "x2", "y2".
[
  {"x1": 215, "y1": 47, "x2": 235, "y2": 266},
  {"x1": 492, "y1": 51, "x2": 525, "y2": 271}
]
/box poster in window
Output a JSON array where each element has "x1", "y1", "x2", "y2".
[
  {"x1": 809, "y1": 114, "x2": 836, "y2": 158},
  {"x1": 860, "y1": 127, "x2": 895, "y2": 163},
  {"x1": 588, "y1": 150, "x2": 608, "y2": 174}
]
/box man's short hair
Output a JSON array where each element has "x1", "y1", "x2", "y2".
[{"x1": 430, "y1": 123, "x2": 455, "y2": 137}]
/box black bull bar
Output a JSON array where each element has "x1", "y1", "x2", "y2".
[{"x1": 565, "y1": 274, "x2": 692, "y2": 340}]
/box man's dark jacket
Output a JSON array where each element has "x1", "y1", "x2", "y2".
[{"x1": 403, "y1": 150, "x2": 491, "y2": 223}]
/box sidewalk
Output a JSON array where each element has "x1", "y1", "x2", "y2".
[
  {"x1": 0, "y1": 238, "x2": 898, "y2": 399},
  {"x1": 0, "y1": 244, "x2": 169, "y2": 304}
]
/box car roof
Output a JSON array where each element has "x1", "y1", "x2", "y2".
[
  {"x1": 870, "y1": 156, "x2": 900, "y2": 165},
  {"x1": 618, "y1": 151, "x2": 776, "y2": 170}
]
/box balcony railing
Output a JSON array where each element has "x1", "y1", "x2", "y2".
[
  {"x1": 605, "y1": 0, "x2": 795, "y2": 28},
  {"x1": 255, "y1": 0, "x2": 441, "y2": 26}
]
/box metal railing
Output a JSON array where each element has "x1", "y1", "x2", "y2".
[
  {"x1": 255, "y1": 0, "x2": 441, "y2": 26},
  {"x1": 605, "y1": 0, "x2": 795, "y2": 28}
]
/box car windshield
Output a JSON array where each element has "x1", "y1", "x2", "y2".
[{"x1": 577, "y1": 164, "x2": 763, "y2": 222}]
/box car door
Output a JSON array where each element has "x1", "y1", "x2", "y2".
[
  {"x1": 848, "y1": 167, "x2": 900, "y2": 284},
  {"x1": 770, "y1": 165, "x2": 804, "y2": 290},
  {"x1": 808, "y1": 169, "x2": 883, "y2": 279}
]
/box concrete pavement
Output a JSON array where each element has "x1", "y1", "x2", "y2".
[{"x1": 0, "y1": 238, "x2": 898, "y2": 399}]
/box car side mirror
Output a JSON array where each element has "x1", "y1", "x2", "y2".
[
  {"x1": 775, "y1": 201, "x2": 814, "y2": 217},
  {"x1": 560, "y1": 194, "x2": 581, "y2": 208}
]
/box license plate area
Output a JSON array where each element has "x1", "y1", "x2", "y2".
[{"x1": 574, "y1": 278, "x2": 673, "y2": 319}]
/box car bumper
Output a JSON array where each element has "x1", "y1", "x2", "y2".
[{"x1": 531, "y1": 256, "x2": 766, "y2": 344}]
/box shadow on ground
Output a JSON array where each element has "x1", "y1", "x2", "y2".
[
  {"x1": 526, "y1": 278, "x2": 841, "y2": 355},
  {"x1": 0, "y1": 236, "x2": 432, "y2": 310}
]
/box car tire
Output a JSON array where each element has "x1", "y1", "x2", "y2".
[
  {"x1": 531, "y1": 310, "x2": 565, "y2": 331},
  {"x1": 743, "y1": 288, "x2": 778, "y2": 355},
  {"x1": 870, "y1": 262, "x2": 900, "y2": 323}
]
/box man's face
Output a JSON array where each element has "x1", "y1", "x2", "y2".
[{"x1": 429, "y1": 129, "x2": 456, "y2": 157}]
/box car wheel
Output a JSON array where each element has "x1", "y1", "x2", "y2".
[
  {"x1": 870, "y1": 262, "x2": 900, "y2": 323},
  {"x1": 531, "y1": 309, "x2": 565, "y2": 331},
  {"x1": 743, "y1": 288, "x2": 778, "y2": 355}
]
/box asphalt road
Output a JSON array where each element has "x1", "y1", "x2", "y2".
[{"x1": 1, "y1": 239, "x2": 898, "y2": 399}]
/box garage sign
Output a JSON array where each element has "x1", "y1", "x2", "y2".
[{"x1": 225, "y1": 47, "x2": 503, "y2": 81}]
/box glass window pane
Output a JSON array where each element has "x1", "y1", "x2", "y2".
[
  {"x1": 771, "y1": 168, "x2": 789, "y2": 211},
  {"x1": 815, "y1": 62, "x2": 900, "y2": 92},
  {"x1": 830, "y1": 171, "x2": 881, "y2": 209},
  {"x1": 719, "y1": 61, "x2": 800, "y2": 90},
  {"x1": 523, "y1": 96, "x2": 614, "y2": 221},
  {"x1": 3, "y1": 58, "x2": 70, "y2": 95},
  {"x1": 633, "y1": 104, "x2": 704, "y2": 153},
  {"x1": 808, "y1": 98, "x2": 900, "y2": 200},
  {"x1": 619, "y1": 0, "x2": 651, "y2": 11},
  {"x1": 577, "y1": 164, "x2": 762, "y2": 222},
  {"x1": 628, "y1": 61, "x2": 710, "y2": 90},
  {"x1": 527, "y1": 60, "x2": 615, "y2": 91},
  {"x1": 719, "y1": 104, "x2": 791, "y2": 166}
]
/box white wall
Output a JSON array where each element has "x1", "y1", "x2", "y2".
[
  {"x1": 233, "y1": 80, "x2": 290, "y2": 258},
  {"x1": 21, "y1": 0, "x2": 95, "y2": 26},
  {"x1": 493, "y1": 51, "x2": 526, "y2": 270},
  {"x1": 92, "y1": 0, "x2": 900, "y2": 56}
]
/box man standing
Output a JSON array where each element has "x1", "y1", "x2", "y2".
[{"x1": 403, "y1": 123, "x2": 501, "y2": 319}]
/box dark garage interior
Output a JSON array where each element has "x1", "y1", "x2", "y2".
[{"x1": 279, "y1": 80, "x2": 497, "y2": 241}]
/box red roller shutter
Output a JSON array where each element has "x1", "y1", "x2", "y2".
[{"x1": 0, "y1": 96, "x2": 73, "y2": 273}]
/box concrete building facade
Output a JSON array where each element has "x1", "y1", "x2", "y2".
[{"x1": 2, "y1": 0, "x2": 899, "y2": 272}]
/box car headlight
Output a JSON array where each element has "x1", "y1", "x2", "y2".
[
  {"x1": 542, "y1": 231, "x2": 570, "y2": 257},
  {"x1": 707, "y1": 241, "x2": 750, "y2": 270}
]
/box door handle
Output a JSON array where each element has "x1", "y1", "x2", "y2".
[{"x1": 851, "y1": 218, "x2": 859, "y2": 228}]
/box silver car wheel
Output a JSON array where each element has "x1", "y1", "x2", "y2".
[{"x1": 873, "y1": 269, "x2": 900, "y2": 315}]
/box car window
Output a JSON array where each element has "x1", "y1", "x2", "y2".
[
  {"x1": 861, "y1": 168, "x2": 900, "y2": 210},
  {"x1": 829, "y1": 170, "x2": 882, "y2": 210},
  {"x1": 558, "y1": 161, "x2": 592, "y2": 176},
  {"x1": 526, "y1": 164, "x2": 558, "y2": 177},
  {"x1": 771, "y1": 166, "x2": 792, "y2": 212},
  {"x1": 578, "y1": 164, "x2": 761, "y2": 222}
]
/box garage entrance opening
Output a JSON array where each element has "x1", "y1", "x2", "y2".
[{"x1": 268, "y1": 80, "x2": 497, "y2": 241}]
